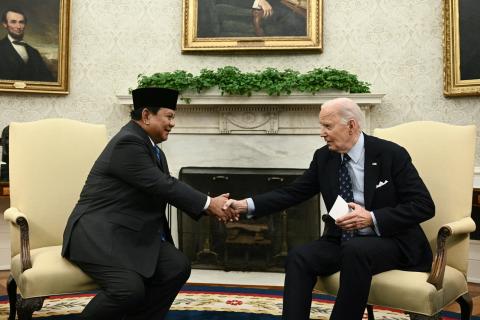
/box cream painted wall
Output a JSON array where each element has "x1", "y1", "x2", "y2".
[{"x1": 0, "y1": 0, "x2": 478, "y2": 161}]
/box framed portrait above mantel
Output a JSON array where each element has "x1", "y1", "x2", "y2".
[
  {"x1": 444, "y1": 0, "x2": 480, "y2": 96},
  {"x1": 0, "y1": 0, "x2": 70, "y2": 94},
  {"x1": 182, "y1": 0, "x2": 323, "y2": 52}
]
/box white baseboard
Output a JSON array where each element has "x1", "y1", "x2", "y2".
[{"x1": 0, "y1": 264, "x2": 10, "y2": 271}]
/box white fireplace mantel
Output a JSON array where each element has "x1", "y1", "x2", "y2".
[{"x1": 117, "y1": 92, "x2": 385, "y2": 134}]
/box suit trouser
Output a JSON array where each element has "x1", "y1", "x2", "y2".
[
  {"x1": 74, "y1": 241, "x2": 191, "y2": 320},
  {"x1": 282, "y1": 235, "x2": 403, "y2": 320}
]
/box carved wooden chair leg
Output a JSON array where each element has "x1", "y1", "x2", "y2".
[
  {"x1": 16, "y1": 296, "x2": 45, "y2": 320},
  {"x1": 366, "y1": 304, "x2": 375, "y2": 320},
  {"x1": 7, "y1": 274, "x2": 17, "y2": 320},
  {"x1": 456, "y1": 293, "x2": 473, "y2": 320}
]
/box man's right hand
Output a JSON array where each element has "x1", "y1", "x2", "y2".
[{"x1": 206, "y1": 193, "x2": 240, "y2": 223}]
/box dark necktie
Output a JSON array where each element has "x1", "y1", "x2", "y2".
[
  {"x1": 338, "y1": 154, "x2": 355, "y2": 241},
  {"x1": 153, "y1": 145, "x2": 161, "y2": 161},
  {"x1": 12, "y1": 40, "x2": 27, "y2": 46},
  {"x1": 153, "y1": 145, "x2": 169, "y2": 174},
  {"x1": 152, "y1": 145, "x2": 169, "y2": 242}
]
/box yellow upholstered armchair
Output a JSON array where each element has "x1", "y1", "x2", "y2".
[
  {"x1": 315, "y1": 121, "x2": 476, "y2": 320},
  {"x1": 4, "y1": 119, "x2": 107, "y2": 319}
]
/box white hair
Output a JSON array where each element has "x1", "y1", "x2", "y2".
[{"x1": 323, "y1": 98, "x2": 365, "y2": 130}]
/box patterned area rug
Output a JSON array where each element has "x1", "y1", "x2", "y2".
[{"x1": 0, "y1": 284, "x2": 476, "y2": 319}]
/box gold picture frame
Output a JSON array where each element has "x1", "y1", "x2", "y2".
[
  {"x1": 182, "y1": 0, "x2": 322, "y2": 52},
  {"x1": 444, "y1": 0, "x2": 480, "y2": 96},
  {"x1": 0, "y1": 0, "x2": 70, "y2": 94}
]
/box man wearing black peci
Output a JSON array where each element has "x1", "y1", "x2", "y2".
[{"x1": 62, "y1": 87, "x2": 237, "y2": 320}]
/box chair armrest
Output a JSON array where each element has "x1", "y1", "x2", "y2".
[
  {"x1": 427, "y1": 217, "x2": 475, "y2": 290},
  {"x1": 4, "y1": 207, "x2": 33, "y2": 272},
  {"x1": 4, "y1": 207, "x2": 28, "y2": 223},
  {"x1": 442, "y1": 216, "x2": 476, "y2": 235}
]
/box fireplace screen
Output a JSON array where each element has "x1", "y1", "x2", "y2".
[{"x1": 177, "y1": 167, "x2": 321, "y2": 272}]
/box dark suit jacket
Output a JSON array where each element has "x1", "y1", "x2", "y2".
[
  {"x1": 0, "y1": 37, "x2": 54, "y2": 82},
  {"x1": 252, "y1": 133, "x2": 435, "y2": 272},
  {"x1": 62, "y1": 121, "x2": 207, "y2": 277}
]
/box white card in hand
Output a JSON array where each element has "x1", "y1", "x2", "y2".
[{"x1": 328, "y1": 195, "x2": 350, "y2": 221}]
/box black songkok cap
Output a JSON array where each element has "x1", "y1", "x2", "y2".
[{"x1": 132, "y1": 87, "x2": 179, "y2": 110}]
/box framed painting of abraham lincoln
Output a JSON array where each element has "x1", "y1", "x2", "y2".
[
  {"x1": 182, "y1": 0, "x2": 322, "y2": 52},
  {"x1": 0, "y1": 0, "x2": 70, "y2": 94}
]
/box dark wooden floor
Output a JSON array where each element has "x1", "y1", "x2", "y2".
[{"x1": 0, "y1": 270, "x2": 479, "y2": 315}]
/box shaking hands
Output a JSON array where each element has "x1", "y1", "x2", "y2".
[
  {"x1": 205, "y1": 195, "x2": 249, "y2": 223},
  {"x1": 223, "y1": 198, "x2": 248, "y2": 216},
  {"x1": 205, "y1": 193, "x2": 239, "y2": 223}
]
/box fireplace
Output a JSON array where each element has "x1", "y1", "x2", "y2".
[
  {"x1": 177, "y1": 167, "x2": 321, "y2": 272},
  {"x1": 117, "y1": 92, "x2": 384, "y2": 271}
]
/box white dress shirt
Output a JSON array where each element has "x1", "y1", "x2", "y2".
[
  {"x1": 9, "y1": 35, "x2": 29, "y2": 63},
  {"x1": 343, "y1": 133, "x2": 379, "y2": 235}
]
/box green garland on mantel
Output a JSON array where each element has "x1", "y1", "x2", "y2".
[{"x1": 135, "y1": 66, "x2": 370, "y2": 99}]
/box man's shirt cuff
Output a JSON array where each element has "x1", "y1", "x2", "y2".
[
  {"x1": 203, "y1": 196, "x2": 211, "y2": 211},
  {"x1": 370, "y1": 211, "x2": 381, "y2": 236},
  {"x1": 246, "y1": 198, "x2": 255, "y2": 219}
]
